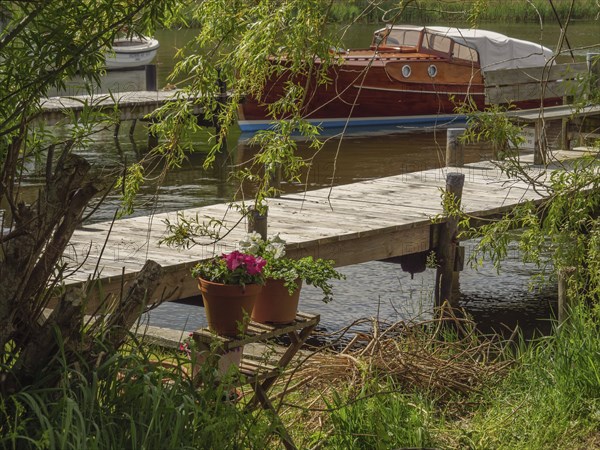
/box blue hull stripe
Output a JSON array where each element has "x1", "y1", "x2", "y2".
[{"x1": 238, "y1": 114, "x2": 467, "y2": 132}]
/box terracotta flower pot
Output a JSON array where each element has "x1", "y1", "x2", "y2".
[
  {"x1": 198, "y1": 278, "x2": 261, "y2": 337},
  {"x1": 252, "y1": 278, "x2": 302, "y2": 324}
]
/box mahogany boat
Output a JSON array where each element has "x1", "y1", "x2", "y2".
[{"x1": 237, "y1": 25, "x2": 557, "y2": 132}]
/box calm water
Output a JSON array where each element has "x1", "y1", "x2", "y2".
[{"x1": 44, "y1": 21, "x2": 599, "y2": 338}]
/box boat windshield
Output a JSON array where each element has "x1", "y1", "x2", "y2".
[
  {"x1": 372, "y1": 27, "x2": 421, "y2": 48},
  {"x1": 422, "y1": 31, "x2": 479, "y2": 63}
]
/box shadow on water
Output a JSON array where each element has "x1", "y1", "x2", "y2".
[{"x1": 142, "y1": 239, "x2": 558, "y2": 343}]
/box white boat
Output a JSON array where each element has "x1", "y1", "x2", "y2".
[{"x1": 105, "y1": 36, "x2": 159, "y2": 70}]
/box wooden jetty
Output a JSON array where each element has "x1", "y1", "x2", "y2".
[
  {"x1": 39, "y1": 90, "x2": 199, "y2": 126},
  {"x1": 38, "y1": 65, "x2": 230, "y2": 142},
  {"x1": 63, "y1": 150, "x2": 593, "y2": 308}
]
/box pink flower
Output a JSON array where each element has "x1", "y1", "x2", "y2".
[
  {"x1": 223, "y1": 251, "x2": 243, "y2": 271},
  {"x1": 246, "y1": 256, "x2": 266, "y2": 275}
]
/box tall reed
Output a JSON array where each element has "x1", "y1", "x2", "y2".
[
  {"x1": 0, "y1": 343, "x2": 270, "y2": 449},
  {"x1": 461, "y1": 306, "x2": 600, "y2": 449}
]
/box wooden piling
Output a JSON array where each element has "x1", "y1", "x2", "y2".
[
  {"x1": 446, "y1": 128, "x2": 465, "y2": 167},
  {"x1": 558, "y1": 267, "x2": 575, "y2": 323},
  {"x1": 145, "y1": 64, "x2": 158, "y2": 91},
  {"x1": 435, "y1": 172, "x2": 465, "y2": 308},
  {"x1": 129, "y1": 119, "x2": 137, "y2": 136},
  {"x1": 247, "y1": 207, "x2": 268, "y2": 240}
]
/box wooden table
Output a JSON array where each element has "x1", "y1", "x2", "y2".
[{"x1": 192, "y1": 312, "x2": 320, "y2": 450}]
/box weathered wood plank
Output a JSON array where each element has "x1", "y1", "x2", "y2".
[
  {"x1": 483, "y1": 62, "x2": 588, "y2": 86},
  {"x1": 60, "y1": 156, "x2": 595, "y2": 307},
  {"x1": 39, "y1": 90, "x2": 210, "y2": 126}
]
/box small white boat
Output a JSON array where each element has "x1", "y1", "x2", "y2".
[{"x1": 105, "y1": 36, "x2": 159, "y2": 70}]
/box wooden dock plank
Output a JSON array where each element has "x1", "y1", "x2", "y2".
[
  {"x1": 60, "y1": 159, "x2": 583, "y2": 306},
  {"x1": 39, "y1": 90, "x2": 208, "y2": 126}
]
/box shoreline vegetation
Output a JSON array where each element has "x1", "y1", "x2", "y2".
[
  {"x1": 329, "y1": 0, "x2": 599, "y2": 23},
  {"x1": 2, "y1": 307, "x2": 599, "y2": 449}
]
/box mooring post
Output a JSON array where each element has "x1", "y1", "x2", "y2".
[
  {"x1": 214, "y1": 70, "x2": 228, "y2": 154},
  {"x1": 446, "y1": 128, "x2": 465, "y2": 167},
  {"x1": 558, "y1": 267, "x2": 575, "y2": 324},
  {"x1": 145, "y1": 64, "x2": 158, "y2": 91},
  {"x1": 435, "y1": 172, "x2": 465, "y2": 309},
  {"x1": 247, "y1": 207, "x2": 268, "y2": 240}
]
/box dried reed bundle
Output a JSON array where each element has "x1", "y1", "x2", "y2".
[{"x1": 283, "y1": 311, "x2": 514, "y2": 400}]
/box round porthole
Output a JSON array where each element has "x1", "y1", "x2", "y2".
[
  {"x1": 401, "y1": 64, "x2": 411, "y2": 78},
  {"x1": 428, "y1": 64, "x2": 438, "y2": 78}
]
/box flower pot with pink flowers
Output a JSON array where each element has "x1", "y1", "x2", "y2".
[
  {"x1": 238, "y1": 233, "x2": 345, "y2": 324},
  {"x1": 191, "y1": 250, "x2": 266, "y2": 337}
]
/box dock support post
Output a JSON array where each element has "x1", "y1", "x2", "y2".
[
  {"x1": 558, "y1": 268, "x2": 575, "y2": 324},
  {"x1": 248, "y1": 207, "x2": 268, "y2": 240},
  {"x1": 113, "y1": 121, "x2": 121, "y2": 139},
  {"x1": 145, "y1": 64, "x2": 157, "y2": 91},
  {"x1": 435, "y1": 172, "x2": 465, "y2": 309},
  {"x1": 129, "y1": 119, "x2": 137, "y2": 137},
  {"x1": 446, "y1": 128, "x2": 465, "y2": 167},
  {"x1": 214, "y1": 70, "x2": 228, "y2": 154}
]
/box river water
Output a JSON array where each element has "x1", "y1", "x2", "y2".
[{"x1": 46, "y1": 21, "x2": 599, "y2": 339}]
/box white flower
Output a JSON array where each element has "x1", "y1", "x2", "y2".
[
  {"x1": 266, "y1": 242, "x2": 286, "y2": 259},
  {"x1": 238, "y1": 232, "x2": 262, "y2": 253},
  {"x1": 248, "y1": 232, "x2": 262, "y2": 242}
]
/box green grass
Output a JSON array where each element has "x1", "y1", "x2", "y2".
[
  {"x1": 322, "y1": 381, "x2": 435, "y2": 449},
  {"x1": 2, "y1": 306, "x2": 599, "y2": 449},
  {"x1": 456, "y1": 307, "x2": 600, "y2": 449},
  {"x1": 0, "y1": 346, "x2": 270, "y2": 450}
]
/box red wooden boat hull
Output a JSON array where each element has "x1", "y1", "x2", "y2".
[
  {"x1": 239, "y1": 53, "x2": 485, "y2": 131},
  {"x1": 237, "y1": 26, "x2": 559, "y2": 132}
]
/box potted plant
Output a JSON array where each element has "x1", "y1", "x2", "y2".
[
  {"x1": 192, "y1": 250, "x2": 266, "y2": 336},
  {"x1": 238, "y1": 232, "x2": 345, "y2": 324}
]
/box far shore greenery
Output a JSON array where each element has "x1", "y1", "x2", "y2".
[{"x1": 328, "y1": 0, "x2": 599, "y2": 24}]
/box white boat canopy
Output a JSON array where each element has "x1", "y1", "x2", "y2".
[
  {"x1": 381, "y1": 25, "x2": 554, "y2": 72},
  {"x1": 426, "y1": 26, "x2": 553, "y2": 71}
]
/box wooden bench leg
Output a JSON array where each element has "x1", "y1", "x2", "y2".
[{"x1": 253, "y1": 384, "x2": 297, "y2": 450}]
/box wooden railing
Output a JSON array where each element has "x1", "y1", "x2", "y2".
[{"x1": 484, "y1": 62, "x2": 589, "y2": 104}]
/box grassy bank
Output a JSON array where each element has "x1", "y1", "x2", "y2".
[
  {"x1": 2, "y1": 307, "x2": 599, "y2": 449},
  {"x1": 330, "y1": 0, "x2": 599, "y2": 24},
  {"x1": 282, "y1": 307, "x2": 600, "y2": 449}
]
